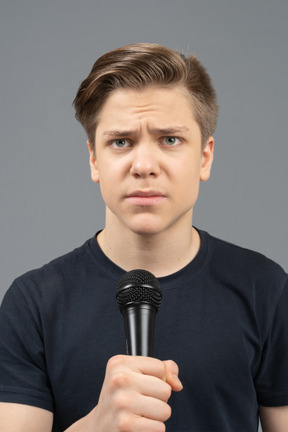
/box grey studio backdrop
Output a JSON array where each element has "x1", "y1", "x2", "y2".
[{"x1": 0, "y1": 1, "x2": 287, "y2": 431}]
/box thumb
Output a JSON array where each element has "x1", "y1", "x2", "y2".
[{"x1": 163, "y1": 360, "x2": 183, "y2": 392}]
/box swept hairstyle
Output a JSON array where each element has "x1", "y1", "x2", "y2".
[{"x1": 73, "y1": 43, "x2": 219, "y2": 150}]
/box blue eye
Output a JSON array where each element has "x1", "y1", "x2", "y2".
[
  {"x1": 163, "y1": 137, "x2": 181, "y2": 146},
  {"x1": 111, "y1": 139, "x2": 130, "y2": 148}
]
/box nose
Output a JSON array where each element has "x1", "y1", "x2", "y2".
[{"x1": 130, "y1": 142, "x2": 160, "y2": 178}]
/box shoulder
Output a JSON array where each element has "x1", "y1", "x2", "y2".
[
  {"x1": 202, "y1": 229, "x2": 287, "y2": 282},
  {"x1": 3, "y1": 237, "x2": 95, "y2": 306},
  {"x1": 199, "y1": 229, "x2": 287, "y2": 311},
  {"x1": 199, "y1": 229, "x2": 288, "y2": 337}
]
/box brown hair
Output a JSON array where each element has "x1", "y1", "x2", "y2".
[{"x1": 73, "y1": 43, "x2": 218, "y2": 150}]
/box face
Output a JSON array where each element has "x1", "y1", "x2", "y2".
[{"x1": 88, "y1": 85, "x2": 214, "y2": 237}]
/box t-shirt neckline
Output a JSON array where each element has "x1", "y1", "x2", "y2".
[{"x1": 88, "y1": 227, "x2": 209, "y2": 290}]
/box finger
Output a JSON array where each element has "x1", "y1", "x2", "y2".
[
  {"x1": 132, "y1": 372, "x2": 172, "y2": 402},
  {"x1": 163, "y1": 360, "x2": 183, "y2": 392},
  {"x1": 120, "y1": 414, "x2": 166, "y2": 432},
  {"x1": 108, "y1": 355, "x2": 167, "y2": 381},
  {"x1": 132, "y1": 356, "x2": 167, "y2": 380},
  {"x1": 104, "y1": 356, "x2": 171, "y2": 404},
  {"x1": 130, "y1": 394, "x2": 172, "y2": 422},
  {"x1": 135, "y1": 417, "x2": 166, "y2": 432}
]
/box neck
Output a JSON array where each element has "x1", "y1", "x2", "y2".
[{"x1": 97, "y1": 216, "x2": 201, "y2": 278}]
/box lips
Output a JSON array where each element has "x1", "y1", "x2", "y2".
[{"x1": 126, "y1": 190, "x2": 166, "y2": 206}]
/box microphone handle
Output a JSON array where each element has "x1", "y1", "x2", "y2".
[{"x1": 122, "y1": 303, "x2": 157, "y2": 356}]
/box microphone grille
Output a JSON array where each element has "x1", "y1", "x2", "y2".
[{"x1": 116, "y1": 269, "x2": 162, "y2": 311}]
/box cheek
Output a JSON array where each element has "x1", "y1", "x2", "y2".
[
  {"x1": 98, "y1": 176, "x2": 112, "y2": 200},
  {"x1": 182, "y1": 181, "x2": 200, "y2": 206},
  {"x1": 97, "y1": 158, "x2": 115, "y2": 185},
  {"x1": 97, "y1": 170, "x2": 121, "y2": 211},
  {"x1": 175, "y1": 164, "x2": 201, "y2": 203},
  {"x1": 174, "y1": 158, "x2": 201, "y2": 183}
]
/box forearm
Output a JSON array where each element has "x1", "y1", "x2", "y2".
[
  {"x1": 63, "y1": 408, "x2": 96, "y2": 432},
  {"x1": 0, "y1": 403, "x2": 53, "y2": 432},
  {"x1": 259, "y1": 405, "x2": 288, "y2": 432}
]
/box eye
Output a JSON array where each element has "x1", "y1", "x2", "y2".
[
  {"x1": 161, "y1": 136, "x2": 182, "y2": 146},
  {"x1": 110, "y1": 139, "x2": 131, "y2": 148}
]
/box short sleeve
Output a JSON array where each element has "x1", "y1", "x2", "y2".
[
  {"x1": 255, "y1": 277, "x2": 288, "y2": 406},
  {"x1": 0, "y1": 281, "x2": 54, "y2": 412}
]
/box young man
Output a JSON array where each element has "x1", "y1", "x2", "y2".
[{"x1": 0, "y1": 43, "x2": 287, "y2": 432}]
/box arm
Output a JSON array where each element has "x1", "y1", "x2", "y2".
[
  {"x1": 0, "y1": 403, "x2": 53, "y2": 432},
  {"x1": 259, "y1": 405, "x2": 288, "y2": 432}
]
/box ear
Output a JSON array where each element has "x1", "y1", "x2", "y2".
[
  {"x1": 87, "y1": 140, "x2": 100, "y2": 183},
  {"x1": 200, "y1": 136, "x2": 214, "y2": 182}
]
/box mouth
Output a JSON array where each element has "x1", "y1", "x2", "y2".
[{"x1": 126, "y1": 190, "x2": 166, "y2": 206}]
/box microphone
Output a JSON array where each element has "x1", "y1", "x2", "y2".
[{"x1": 116, "y1": 269, "x2": 162, "y2": 357}]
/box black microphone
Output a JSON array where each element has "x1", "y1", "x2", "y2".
[{"x1": 116, "y1": 269, "x2": 162, "y2": 357}]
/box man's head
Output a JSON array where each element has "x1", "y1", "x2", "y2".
[{"x1": 73, "y1": 43, "x2": 218, "y2": 151}]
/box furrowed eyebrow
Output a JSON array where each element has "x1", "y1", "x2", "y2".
[
  {"x1": 102, "y1": 126, "x2": 190, "y2": 137},
  {"x1": 103, "y1": 130, "x2": 135, "y2": 137},
  {"x1": 149, "y1": 126, "x2": 190, "y2": 135}
]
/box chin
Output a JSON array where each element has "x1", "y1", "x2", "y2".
[
  {"x1": 127, "y1": 217, "x2": 165, "y2": 237},
  {"x1": 129, "y1": 226, "x2": 162, "y2": 236}
]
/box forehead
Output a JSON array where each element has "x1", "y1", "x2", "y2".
[{"x1": 96, "y1": 85, "x2": 196, "y2": 130}]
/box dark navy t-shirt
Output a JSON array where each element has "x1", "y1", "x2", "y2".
[{"x1": 0, "y1": 230, "x2": 288, "y2": 431}]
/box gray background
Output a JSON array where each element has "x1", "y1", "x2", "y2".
[{"x1": 0, "y1": 1, "x2": 287, "y2": 429}]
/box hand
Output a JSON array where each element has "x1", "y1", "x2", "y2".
[{"x1": 86, "y1": 354, "x2": 183, "y2": 432}]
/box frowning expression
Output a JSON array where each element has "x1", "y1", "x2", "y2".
[{"x1": 88, "y1": 85, "x2": 214, "y2": 236}]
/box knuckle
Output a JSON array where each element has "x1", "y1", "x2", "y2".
[
  {"x1": 107, "y1": 354, "x2": 126, "y2": 371},
  {"x1": 113, "y1": 391, "x2": 131, "y2": 411},
  {"x1": 109, "y1": 371, "x2": 129, "y2": 391},
  {"x1": 116, "y1": 411, "x2": 134, "y2": 432}
]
